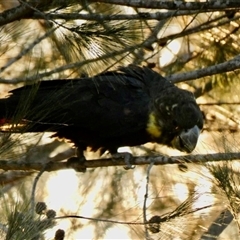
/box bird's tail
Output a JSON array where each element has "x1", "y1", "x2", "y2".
[
  {"x1": 0, "y1": 98, "x2": 9, "y2": 126},
  {"x1": 0, "y1": 97, "x2": 25, "y2": 132}
]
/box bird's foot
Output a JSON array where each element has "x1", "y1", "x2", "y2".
[
  {"x1": 67, "y1": 156, "x2": 87, "y2": 172},
  {"x1": 112, "y1": 152, "x2": 135, "y2": 170}
]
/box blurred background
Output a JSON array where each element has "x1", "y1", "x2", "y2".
[{"x1": 0, "y1": 1, "x2": 240, "y2": 239}]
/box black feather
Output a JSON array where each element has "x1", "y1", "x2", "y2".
[{"x1": 0, "y1": 66, "x2": 203, "y2": 153}]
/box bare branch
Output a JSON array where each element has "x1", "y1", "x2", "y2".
[
  {"x1": 31, "y1": 10, "x2": 214, "y2": 21},
  {"x1": 1, "y1": 0, "x2": 240, "y2": 27},
  {"x1": 167, "y1": 54, "x2": 240, "y2": 83},
  {"x1": 0, "y1": 152, "x2": 240, "y2": 172},
  {"x1": 0, "y1": 0, "x2": 77, "y2": 26},
  {"x1": 1, "y1": 48, "x2": 239, "y2": 84},
  {"x1": 88, "y1": 0, "x2": 240, "y2": 10},
  {"x1": 0, "y1": 3, "x2": 32, "y2": 27},
  {"x1": 1, "y1": 0, "x2": 240, "y2": 28},
  {"x1": 158, "y1": 14, "x2": 236, "y2": 46},
  {"x1": 0, "y1": 44, "x2": 141, "y2": 83}
]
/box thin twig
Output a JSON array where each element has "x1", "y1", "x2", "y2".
[
  {"x1": 158, "y1": 13, "x2": 235, "y2": 46},
  {"x1": 30, "y1": 164, "x2": 48, "y2": 216},
  {"x1": 55, "y1": 214, "x2": 144, "y2": 225},
  {"x1": 54, "y1": 204, "x2": 212, "y2": 225},
  {"x1": 0, "y1": 27, "x2": 57, "y2": 74},
  {"x1": 143, "y1": 161, "x2": 155, "y2": 239},
  {"x1": 0, "y1": 44, "x2": 140, "y2": 83}
]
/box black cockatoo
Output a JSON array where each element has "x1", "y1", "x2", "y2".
[{"x1": 0, "y1": 66, "x2": 203, "y2": 165}]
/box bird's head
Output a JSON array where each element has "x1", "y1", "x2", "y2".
[{"x1": 152, "y1": 87, "x2": 203, "y2": 153}]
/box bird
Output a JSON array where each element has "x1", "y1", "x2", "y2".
[{"x1": 0, "y1": 66, "x2": 203, "y2": 169}]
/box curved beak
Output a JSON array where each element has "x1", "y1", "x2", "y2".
[{"x1": 172, "y1": 125, "x2": 201, "y2": 153}]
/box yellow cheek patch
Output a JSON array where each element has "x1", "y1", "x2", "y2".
[{"x1": 146, "y1": 113, "x2": 161, "y2": 138}]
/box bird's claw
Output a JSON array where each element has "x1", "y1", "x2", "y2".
[{"x1": 112, "y1": 152, "x2": 135, "y2": 170}]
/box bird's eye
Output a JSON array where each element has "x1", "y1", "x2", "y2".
[{"x1": 164, "y1": 105, "x2": 172, "y2": 115}]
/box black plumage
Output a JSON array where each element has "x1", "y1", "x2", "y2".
[{"x1": 0, "y1": 66, "x2": 203, "y2": 156}]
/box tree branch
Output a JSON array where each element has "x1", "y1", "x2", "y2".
[
  {"x1": 0, "y1": 152, "x2": 240, "y2": 172},
  {"x1": 0, "y1": 43, "x2": 142, "y2": 83},
  {"x1": 0, "y1": 0, "x2": 77, "y2": 27},
  {"x1": 2, "y1": 0, "x2": 240, "y2": 27},
  {"x1": 88, "y1": 0, "x2": 240, "y2": 10},
  {"x1": 0, "y1": 3, "x2": 32, "y2": 27},
  {"x1": 31, "y1": 10, "x2": 214, "y2": 21},
  {"x1": 167, "y1": 54, "x2": 240, "y2": 83}
]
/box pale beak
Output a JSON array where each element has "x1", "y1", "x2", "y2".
[{"x1": 172, "y1": 125, "x2": 201, "y2": 153}]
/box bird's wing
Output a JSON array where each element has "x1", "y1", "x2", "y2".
[
  {"x1": 5, "y1": 70, "x2": 158, "y2": 137},
  {"x1": 1, "y1": 66, "x2": 203, "y2": 153}
]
